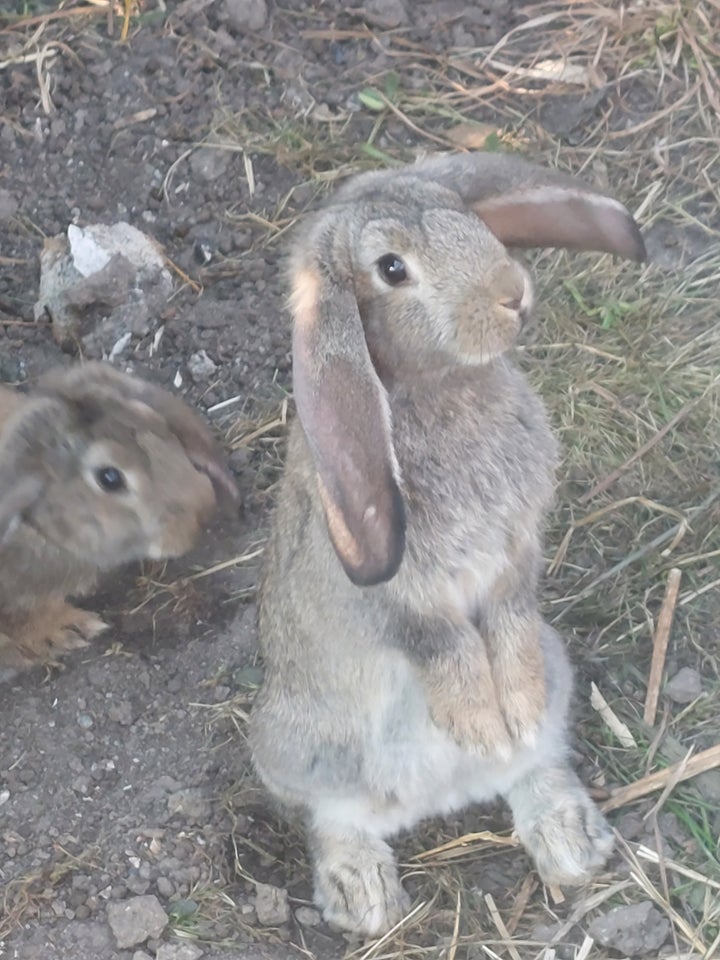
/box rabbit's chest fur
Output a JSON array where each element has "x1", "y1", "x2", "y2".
[
  {"x1": 334, "y1": 647, "x2": 567, "y2": 837},
  {"x1": 387, "y1": 359, "x2": 557, "y2": 616},
  {"x1": 0, "y1": 528, "x2": 98, "y2": 611},
  {"x1": 254, "y1": 358, "x2": 564, "y2": 815},
  {"x1": 256, "y1": 640, "x2": 568, "y2": 833}
]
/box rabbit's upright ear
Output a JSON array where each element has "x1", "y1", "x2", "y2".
[
  {"x1": 421, "y1": 153, "x2": 646, "y2": 262},
  {"x1": 290, "y1": 260, "x2": 405, "y2": 587}
]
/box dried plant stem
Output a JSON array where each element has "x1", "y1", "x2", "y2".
[
  {"x1": 643, "y1": 567, "x2": 682, "y2": 725},
  {"x1": 602, "y1": 743, "x2": 720, "y2": 812}
]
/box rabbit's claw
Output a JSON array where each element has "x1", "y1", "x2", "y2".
[
  {"x1": 510, "y1": 769, "x2": 614, "y2": 886},
  {"x1": 0, "y1": 601, "x2": 108, "y2": 668}
]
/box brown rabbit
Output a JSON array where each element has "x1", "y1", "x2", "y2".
[
  {"x1": 249, "y1": 151, "x2": 645, "y2": 935},
  {"x1": 0, "y1": 362, "x2": 238, "y2": 668}
]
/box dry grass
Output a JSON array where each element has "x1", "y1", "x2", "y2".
[
  {"x1": 208, "y1": 2, "x2": 720, "y2": 956},
  {"x1": 0, "y1": 845, "x2": 101, "y2": 940},
  {"x1": 3, "y1": 0, "x2": 718, "y2": 956},
  {"x1": 0, "y1": 1, "x2": 150, "y2": 108}
]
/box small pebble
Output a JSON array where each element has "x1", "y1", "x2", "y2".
[
  {"x1": 588, "y1": 900, "x2": 670, "y2": 956},
  {"x1": 254, "y1": 882, "x2": 290, "y2": 926},
  {"x1": 664, "y1": 666, "x2": 703, "y2": 704},
  {"x1": 156, "y1": 876, "x2": 175, "y2": 898},
  {"x1": 155, "y1": 942, "x2": 205, "y2": 960},
  {"x1": 295, "y1": 906, "x2": 322, "y2": 927},
  {"x1": 107, "y1": 894, "x2": 169, "y2": 949}
]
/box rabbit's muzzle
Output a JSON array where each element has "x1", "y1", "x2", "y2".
[
  {"x1": 146, "y1": 469, "x2": 218, "y2": 560},
  {"x1": 453, "y1": 260, "x2": 534, "y2": 361}
]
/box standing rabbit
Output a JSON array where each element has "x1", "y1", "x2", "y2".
[
  {"x1": 250, "y1": 152, "x2": 645, "y2": 935},
  {"x1": 0, "y1": 362, "x2": 238, "y2": 668}
]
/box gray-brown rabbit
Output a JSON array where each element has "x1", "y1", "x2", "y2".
[
  {"x1": 0, "y1": 362, "x2": 238, "y2": 668},
  {"x1": 250, "y1": 152, "x2": 645, "y2": 935}
]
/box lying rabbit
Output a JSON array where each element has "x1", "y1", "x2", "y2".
[
  {"x1": 250, "y1": 151, "x2": 645, "y2": 936},
  {"x1": 0, "y1": 362, "x2": 238, "y2": 668}
]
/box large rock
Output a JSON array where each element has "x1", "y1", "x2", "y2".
[
  {"x1": 34, "y1": 222, "x2": 173, "y2": 358},
  {"x1": 222, "y1": 0, "x2": 268, "y2": 31},
  {"x1": 588, "y1": 901, "x2": 670, "y2": 956},
  {"x1": 107, "y1": 894, "x2": 169, "y2": 949},
  {"x1": 254, "y1": 882, "x2": 290, "y2": 926}
]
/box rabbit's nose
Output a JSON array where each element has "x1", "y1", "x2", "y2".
[
  {"x1": 499, "y1": 296, "x2": 530, "y2": 328},
  {"x1": 500, "y1": 297, "x2": 522, "y2": 312}
]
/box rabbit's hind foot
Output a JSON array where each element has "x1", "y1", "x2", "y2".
[
  {"x1": 508, "y1": 765, "x2": 614, "y2": 886},
  {"x1": 310, "y1": 822, "x2": 411, "y2": 937}
]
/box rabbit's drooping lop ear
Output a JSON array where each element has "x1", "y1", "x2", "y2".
[
  {"x1": 0, "y1": 476, "x2": 44, "y2": 544},
  {"x1": 290, "y1": 257, "x2": 405, "y2": 587},
  {"x1": 0, "y1": 398, "x2": 73, "y2": 543},
  {"x1": 124, "y1": 382, "x2": 240, "y2": 504},
  {"x1": 37, "y1": 363, "x2": 239, "y2": 504},
  {"x1": 413, "y1": 153, "x2": 646, "y2": 262}
]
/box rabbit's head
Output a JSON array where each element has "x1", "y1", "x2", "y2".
[
  {"x1": 287, "y1": 152, "x2": 645, "y2": 589},
  {"x1": 0, "y1": 363, "x2": 238, "y2": 569}
]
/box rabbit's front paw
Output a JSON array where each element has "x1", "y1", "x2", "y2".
[
  {"x1": 50, "y1": 605, "x2": 108, "y2": 655},
  {"x1": 498, "y1": 681, "x2": 545, "y2": 748},
  {"x1": 512, "y1": 771, "x2": 614, "y2": 886},
  {"x1": 5, "y1": 601, "x2": 108, "y2": 667},
  {"x1": 490, "y1": 613, "x2": 546, "y2": 748},
  {"x1": 424, "y1": 665, "x2": 513, "y2": 759},
  {"x1": 437, "y1": 697, "x2": 514, "y2": 760},
  {"x1": 312, "y1": 831, "x2": 410, "y2": 936}
]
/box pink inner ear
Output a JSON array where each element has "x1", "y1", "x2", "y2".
[
  {"x1": 290, "y1": 265, "x2": 406, "y2": 586},
  {"x1": 474, "y1": 189, "x2": 646, "y2": 262},
  {"x1": 190, "y1": 454, "x2": 240, "y2": 503}
]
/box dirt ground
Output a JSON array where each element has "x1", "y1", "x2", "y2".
[{"x1": 1, "y1": 2, "x2": 719, "y2": 959}]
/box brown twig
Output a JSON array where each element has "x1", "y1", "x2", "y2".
[
  {"x1": 643, "y1": 567, "x2": 682, "y2": 725},
  {"x1": 163, "y1": 255, "x2": 202, "y2": 295},
  {"x1": 446, "y1": 890, "x2": 462, "y2": 960},
  {"x1": 602, "y1": 743, "x2": 720, "y2": 813},
  {"x1": 0, "y1": 5, "x2": 107, "y2": 33},
  {"x1": 504, "y1": 874, "x2": 537, "y2": 936},
  {"x1": 484, "y1": 893, "x2": 522, "y2": 960},
  {"x1": 644, "y1": 747, "x2": 694, "y2": 821},
  {"x1": 1, "y1": 317, "x2": 50, "y2": 326}
]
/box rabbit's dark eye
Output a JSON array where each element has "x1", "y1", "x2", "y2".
[
  {"x1": 377, "y1": 253, "x2": 408, "y2": 286},
  {"x1": 94, "y1": 466, "x2": 127, "y2": 493}
]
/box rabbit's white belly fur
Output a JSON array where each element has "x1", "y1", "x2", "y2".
[{"x1": 313, "y1": 648, "x2": 566, "y2": 840}]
